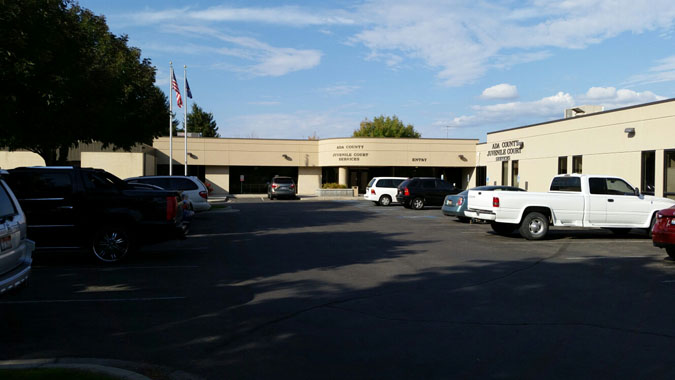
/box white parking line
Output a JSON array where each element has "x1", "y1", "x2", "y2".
[{"x1": 0, "y1": 296, "x2": 186, "y2": 305}]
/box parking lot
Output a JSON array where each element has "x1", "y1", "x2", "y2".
[{"x1": 1, "y1": 198, "x2": 674, "y2": 379}]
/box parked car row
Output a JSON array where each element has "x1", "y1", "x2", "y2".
[
  {"x1": 365, "y1": 174, "x2": 675, "y2": 259},
  {"x1": 0, "y1": 167, "x2": 217, "y2": 295}
]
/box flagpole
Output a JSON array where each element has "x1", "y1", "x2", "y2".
[
  {"x1": 169, "y1": 62, "x2": 173, "y2": 176},
  {"x1": 184, "y1": 65, "x2": 188, "y2": 176}
]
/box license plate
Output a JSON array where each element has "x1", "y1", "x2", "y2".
[{"x1": 0, "y1": 236, "x2": 11, "y2": 251}]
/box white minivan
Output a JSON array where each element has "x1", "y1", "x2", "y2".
[
  {"x1": 125, "y1": 176, "x2": 212, "y2": 211},
  {"x1": 364, "y1": 177, "x2": 408, "y2": 206}
]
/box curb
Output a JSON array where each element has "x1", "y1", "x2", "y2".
[{"x1": 0, "y1": 358, "x2": 204, "y2": 380}]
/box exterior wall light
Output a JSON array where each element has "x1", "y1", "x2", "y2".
[{"x1": 624, "y1": 127, "x2": 635, "y2": 134}]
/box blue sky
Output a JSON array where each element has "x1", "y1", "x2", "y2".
[{"x1": 78, "y1": 0, "x2": 675, "y2": 141}]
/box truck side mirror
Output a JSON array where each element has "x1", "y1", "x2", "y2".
[{"x1": 634, "y1": 187, "x2": 640, "y2": 196}]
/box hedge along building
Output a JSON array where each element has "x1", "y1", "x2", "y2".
[
  {"x1": 152, "y1": 137, "x2": 480, "y2": 195},
  {"x1": 475, "y1": 98, "x2": 675, "y2": 199}
]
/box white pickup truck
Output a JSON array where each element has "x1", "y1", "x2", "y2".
[{"x1": 465, "y1": 174, "x2": 675, "y2": 240}]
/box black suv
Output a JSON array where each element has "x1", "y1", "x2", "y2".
[
  {"x1": 6, "y1": 167, "x2": 187, "y2": 263},
  {"x1": 396, "y1": 177, "x2": 460, "y2": 210}
]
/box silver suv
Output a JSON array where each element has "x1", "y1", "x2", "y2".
[
  {"x1": 267, "y1": 176, "x2": 297, "y2": 200},
  {"x1": 0, "y1": 170, "x2": 33, "y2": 294}
]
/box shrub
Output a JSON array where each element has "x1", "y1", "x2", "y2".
[{"x1": 322, "y1": 183, "x2": 348, "y2": 189}]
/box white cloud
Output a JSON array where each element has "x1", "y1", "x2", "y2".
[
  {"x1": 625, "y1": 55, "x2": 675, "y2": 85},
  {"x1": 446, "y1": 86, "x2": 666, "y2": 128},
  {"x1": 164, "y1": 26, "x2": 322, "y2": 77},
  {"x1": 351, "y1": 0, "x2": 675, "y2": 86},
  {"x1": 578, "y1": 87, "x2": 665, "y2": 108},
  {"x1": 481, "y1": 84, "x2": 519, "y2": 100},
  {"x1": 123, "y1": 6, "x2": 355, "y2": 26},
  {"x1": 321, "y1": 85, "x2": 361, "y2": 96}
]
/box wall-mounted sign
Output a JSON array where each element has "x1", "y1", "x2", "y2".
[
  {"x1": 411, "y1": 158, "x2": 427, "y2": 162},
  {"x1": 487, "y1": 140, "x2": 523, "y2": 162},
  {"x1": 240, "y1": 175, "x2": 245, "y2": 182},
  {"x1": 333, "y1": 144, "x2": 369, "y2": 161}
]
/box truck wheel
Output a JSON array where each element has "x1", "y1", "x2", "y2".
[
  {"x1": 411, "y1": 197, "x2": 425, "y2": 210},
  {"x1": 519, "y1": 212, "x2": 549, "y2": 240},
  {"x1": 379, "y1": 195, "x2": 392, "y2": 206},
  {"x1": 92, "y1": 225, "x2": 133, "y2": 263},
  {"x1": 491, "y1": 222, "x2": 517, "y2": 235},
  {"x1": 666, "y1": 247, "x2": 675, "y2": 259}
]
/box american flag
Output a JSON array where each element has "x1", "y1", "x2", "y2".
[{"x1": 171, "y1": 68, "x2": 182, "y2": 108}]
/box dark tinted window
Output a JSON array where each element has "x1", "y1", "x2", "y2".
[
  {"x1": 436, "y1": 180, "x2": 452, "y2": 189},
  {"x1": 589, "y1": 178, "x2": 606, "y2": 194},
  {"x1": 376, "y1": 179, "x2": 390, "y2": 188},
  {"x1": 169, "y1": 178, "x2": 198, "y2": 190},
  {"x1": 0, "y1": 182, "x2": 17, "y2": 219},
  {"x1": 7, "y1": 171, "x2": 73, "y2": 199},
  {"x1": 84, "y1": 171, "x2": 118, "y2": 191},
  {"x1": 392, "y1": 179, "x2": 404, "y2": 187},
  {"x1": 273, "y1": 177, "x2": 293, "y2": 184},
  {"x1": 408, "y1": 179, "x2": 420, "y2": 187},
  {"x1": 550, "y1": 177, "x2": 581, "y2": 192},
  {"x1": 421, "y1": 179, "x2": 436, "y2": 189}
]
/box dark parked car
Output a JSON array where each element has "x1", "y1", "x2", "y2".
[
  {"x1": 442, "y1": 185, "x2": 526, "y2": 221},
  {"x1": 652, "y1": 206, "x2": 675, "y2": 258},
  {"x1": 6, "y1": 167, "x2": 187, "y2": 263},
  {"x1": 396, "y1": 177, "x2": 460, "y2": 210},
  {"x1": 267, "y1": 176, "x2": 296, "y2": 200},
  {"x1": 0, "y1": 170, "x2": 33, "y2": 294}
]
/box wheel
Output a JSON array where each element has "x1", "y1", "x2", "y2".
[
  {"x1": 403, "y1": 200, "x2": 412, "y2": 209},
  {"x1": 379, "y1": 195, "x2": 392, "y2": 207},
  {"x1": 92, "y1": 225, "x2": 133, "y2": 263},
  {"x1": 411, "y1": 197, "x2": 425, "y2": 210},
  {"x1": 519, "y1": 212, "x2": 549, "y2": 240},
  {"x1": 666, "y1": 247, "x2": 675, "y2": 259},
  {"x1": 491, "y1": 222, "x2": 517, "y2": 235},
  {"x1": 267, "y1": 193, "x2": 271, "y2": 199}
]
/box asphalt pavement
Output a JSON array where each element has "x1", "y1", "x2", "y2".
[{"x1": 1, "y1": 198, "x2": 673, "y2": 379}]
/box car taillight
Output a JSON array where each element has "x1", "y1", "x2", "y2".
[
  {"x1": 457, "y1": 197, "x2": 464, "y2": 206},
  {"x1": 371, "y1": 189, "x2": 376, "y2": 195},
  {"x1": 199, "y1": 191, "x2": 208, "y2": 199},
  {"x1": 493, "y1": 197, "x2": 500, "y2": 207},
  {"x1": 404, "y1": 187, "x2": 410, "y2": 196},
  {"x1": 290, "y1": 184, "x2": 295, "y2": 189},
  {"x1": 166, "y1": 196, "x2": 178, "y2": 221},
  {"x1": 272, "y1": 184, "x2": 278, "y2": 189}
]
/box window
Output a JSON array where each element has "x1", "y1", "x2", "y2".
[
  {"x1": 0, "y1": 182, "x2": 17, "y2": 219},
  {"x1": 606, "y1": 178, "x2": 635, "y2": 195},
  {"x1": 476, "y1": 166, "x2": 487, "y2": 186},
  {"x1": 391, "y1": 179, "x2": 405, "y2": 188},
  {"x1": 550, "y1": 176, "x2": 581, "y2": 192},
  {"x1": 367, "y1": 178, "x2": 377, "y2": 187},
  {"x1": 7, "y1": 172, "x2": 73, "y2": 199},
  {"x1": 511, "y1": 160, "x2": 519, "y2": 188},
  {"x1": 134, "y1": 177, "x2": 169, "y2": 188},
  {"x1": 589, "y1": 178, "x2": 606, "y2": 194},
  {"x1": 558, "y1": 156, "x2": 568, "y2": 175},
  {"x1": 665, "y1": 150, "x2": 675, "y2": 200},
  {"x1": 572, "y1": 155, "x2": 583, "y2": 174},
  {"x1": 501, "y1": 161, "x2": 508, "y2": 186},
  {"x1": 169, "y1": 178, "x2": 199, "y2": 190},
  {"x1": 641, "y1": 151, "x2": 655, "y2": 195},
  {"x1": 421, "y1": 179, "x2": 435, "y2": 189}
]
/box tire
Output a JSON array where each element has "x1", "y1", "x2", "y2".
[
  {"x1": 379, "y1": 195, "x2": 392, "y2": 207},
  {"x1": 92, "y1": 225, "x2": 133, "y2": 263},
  {"x1": 519, "y1": 212, "x2": 549, "y2": 240},
  {"x1": 403, "y1": 200, "x2": 412, "y2": 209},
  {"x1": 267, "y1": 193, "x2": 271, "y2": 199},
  {"x1": 411, "y1": 197, "x2": 425, "y2": 210},
  {"x1": 666, "y1": 247, "x2": 675, "y2": 259},
  {"x1": 491, "y1": 222, "x2": 517, "y2": 235}
]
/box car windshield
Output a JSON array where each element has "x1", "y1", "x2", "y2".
[{"x1": 274, "y1": 178, "x2": 293, "y2": 184}]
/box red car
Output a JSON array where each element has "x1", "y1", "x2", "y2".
[{"x1": 652, "y1": 206, "x2": 675, "y2": 259}]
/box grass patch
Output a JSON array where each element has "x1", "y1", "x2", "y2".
[{"x1": 0, "y1": 368, "x2": 121, "y2": 380}]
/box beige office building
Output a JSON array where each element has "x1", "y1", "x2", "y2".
[{"x1": 2, "y1": 98, "x2": 674, "y2": 199}]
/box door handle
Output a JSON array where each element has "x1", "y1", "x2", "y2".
[{"x1": 607, "y1": 199, "x2": 614, "y2": 202}]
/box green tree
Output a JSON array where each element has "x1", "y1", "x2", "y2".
[
  {"x1": 186, "y1": 103, "x2": 219, "y2": 137},
  {"x1": 352, "y1": 115, "x2": 421, "y2": 138},
  {"x1": 0, "y1": 0, "x2": 170, "y2": 165}
]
